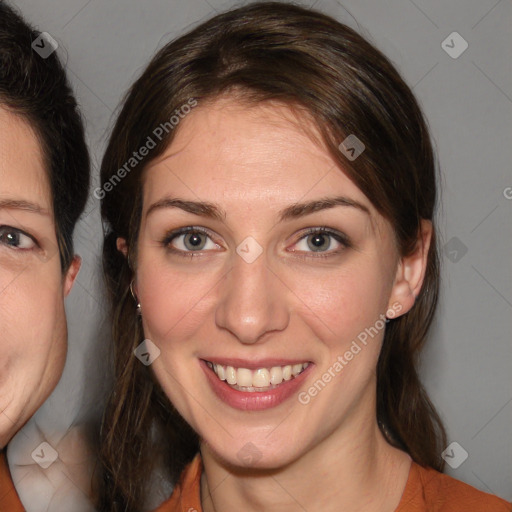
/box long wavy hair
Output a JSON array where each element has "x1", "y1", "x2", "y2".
[{"x1": 98, "y1": 2, "x2": 446, "y2": 510}]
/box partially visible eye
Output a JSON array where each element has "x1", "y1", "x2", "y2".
[
  {"x1": 163, "y1": 227, "x2": 221, "y2": 255},
  {"x1": 290, "y1": 227, "x2": 350, "y2": 256},
  {"x1": 0, "y1": 226, "x2": 37, "y2": 250}
]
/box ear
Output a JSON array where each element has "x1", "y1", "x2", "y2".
[
  {"x1": 117, "y1": 237, "x2": 137, "y2": 295},
  {"x1": 116, "y1": 237, "x2": 128, "y2": 257},
  {"x1": 63, "y1": 255, "x2": 82, "y2": 297},
  {"x1": 387, "y1": 219, "x2": 432, "y2": 318}
]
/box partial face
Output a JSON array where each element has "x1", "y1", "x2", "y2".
[
  {"x1": 135, "y1": 98, "x2": 420, "y2": 469},
  {"x1": 0, "y1": 107, "x2": 77, "y2": 447}
]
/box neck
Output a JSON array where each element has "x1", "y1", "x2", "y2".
[{"x1": 200, "y1": 414, "x2": 412, "y2": 512}]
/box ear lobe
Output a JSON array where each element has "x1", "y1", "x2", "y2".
[
  {"x1": 387, "y1": 219, "x2": 432, "y2": 318},
  {"x1": 63, "y1": 255, "x2": 82, "y2": 297},
  {"x1": 116, "y1": 237, "x2": 128, "y2": 257}
]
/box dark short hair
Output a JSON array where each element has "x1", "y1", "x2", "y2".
[{"x1": 0, "y1": 0, "x2": 90, "y2": 270}]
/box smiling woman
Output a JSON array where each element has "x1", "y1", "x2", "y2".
[
  {"x1": 97, "y1": 2, "x2": 510, "y2": 512},
  {"x1": 0, "y1": 0, "x2": 90, "y2": 509}
]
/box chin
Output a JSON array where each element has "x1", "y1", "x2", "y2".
[{"x1": 205, "y1": 434, "x2": 301, "y2": 472}]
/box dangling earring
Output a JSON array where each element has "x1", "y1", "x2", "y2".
[{"x1": 129, "y1": 279, "x2": 142, "y2": 315}]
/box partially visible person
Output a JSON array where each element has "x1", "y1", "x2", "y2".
[{"x1": 0, "y1": 0, "x2": 90, "y2": 509}]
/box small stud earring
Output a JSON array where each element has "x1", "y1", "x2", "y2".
[{"x1": 129, "y1": 279, "x2": 142, "y2": 315}]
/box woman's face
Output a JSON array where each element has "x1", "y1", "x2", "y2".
[
  {"x1": 0, "y1": 107, "x2": 79, "y2": 447},
  {"x1": 135, "y1": 98, "x2": 427, "y2": 468}
]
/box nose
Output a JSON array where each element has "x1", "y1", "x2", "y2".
[{"x1": 215, "y1": 249, "x2": 290, "y2": 344}]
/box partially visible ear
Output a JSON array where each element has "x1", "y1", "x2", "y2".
[
  {"x1": 63, "y1": 255, "x2": 82, "y2": 297},
  {"x1": 116, "y1": 237, "x2": 128, "y2": 257},
  {"x1": 387, "y1": 219, "x2": 432, "y2": 318},
  {"x1": 116, "y1": 237, "x2": 137, "y2": 295}
]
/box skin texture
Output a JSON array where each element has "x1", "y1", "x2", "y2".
[
  {"x1": 120, "y1": 98, "x2": 432, "y2": 511},
  {"x1": 0, "y1": 106, "x2": 80, "y2": 449}
]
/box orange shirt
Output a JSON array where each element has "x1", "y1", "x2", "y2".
[
  {"x1": 0, "y1": 451, "x2": 25, "y2": 511},
  {"x1": 154, "y1": 453, "x2": 511, "y2": 512}
]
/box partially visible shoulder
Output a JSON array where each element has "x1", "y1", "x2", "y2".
[{"x1": 398, "y1": 461, "x2": 511, "y2": 512}]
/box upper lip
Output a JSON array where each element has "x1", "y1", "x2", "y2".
[{"x1": 201, "y1": 358, "x2": 311, "y2": 370}]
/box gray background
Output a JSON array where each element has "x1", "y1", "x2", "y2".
[{"x1": 6, "y1": 0, "x2": 511, "y2": 510}]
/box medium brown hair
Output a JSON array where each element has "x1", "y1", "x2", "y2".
[{"x1": 98, "y1": 2, "x2": 446, "y2": 510}]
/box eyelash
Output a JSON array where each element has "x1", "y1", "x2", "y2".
[
  {"x1": 162, "y1": 227, "x2": 215, "y2": 259},
  {"x1": 0, "y1": 225, "x2": 38, "y2": 251},
  {"x1": 291, "y1": 227, "x2": 351, "y2": 259},
  {"x1": 161, "y1": 226, "x2": 351, "y2": 260}
]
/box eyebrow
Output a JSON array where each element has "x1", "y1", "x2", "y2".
[
  {"x1": 278, "y1": 196, "x2": 370, "y2": 221},
  {"x1": 0, "y1": 198, "x2": 49, "y2": 216},
  {"x1": 146, "y1": 196, "x2": 370, "y2": 222}
]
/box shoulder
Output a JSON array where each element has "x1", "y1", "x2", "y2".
[
  {"x1": 397, "y1": 461, "x2": 511, "y2": 512},
  {"x1": 0, "y1": 450, "x2": 25, "y2": 512},
  {"x1": 153, "y1": 453, "x2": 203, "y2": 512}
]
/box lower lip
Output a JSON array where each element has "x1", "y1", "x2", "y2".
[{"x1": 200, "y1": 360, "x2": 313, "y2": 411}]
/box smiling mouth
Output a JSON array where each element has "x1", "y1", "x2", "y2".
[{"x1": 204, "y1": 360, "x2": 310, "y2": 392}]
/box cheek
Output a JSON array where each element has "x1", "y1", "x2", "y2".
[
  {"x1": 0, "y1": 265, "x2": 67, "y2": 391},
  {"x1": 288, "y1": 262, "x2": 390, "y2": 347},
  {"x1": 137, "y1": 258, "x2": 221, "y2": 344}
]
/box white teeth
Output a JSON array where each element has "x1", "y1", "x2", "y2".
[
  {"x1": 216, "y1": 364, "x2": 226, "y2": 381},
  {"x1": 269, "y1": 366, "x2": 283, "y2": 385},
  {"x1": 292, "y1": 364, "x2": 303, "y2": 376},
  {"x1": 210, "y1": 361, "x2": 309, "y2": 390},
  {"x1": 252, "y1": 368, "x2": 270, "y2": 388},
  {"x1": 237, "y1": 368, "x2": 253, "y2": 387},
  {"x1": 226, "y1": 366, "x2": 237, "y2": 385}
]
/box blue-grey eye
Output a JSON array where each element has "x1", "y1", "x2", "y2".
[
  {"x1": 306, "y1": 233, "x2": 332, "y2": 251},
  {"x1": 168, "y1": 229, "x2": 217, "y2": 252},
  {"x1": 294, "y1": 230, "x2": 345, "y2": 253}
]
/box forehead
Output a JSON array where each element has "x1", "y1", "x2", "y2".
[
  {"x1": 0, "y1": 106, "x2": 52, "y2": 211},
  {"x1": 143, "y1": 98, "x2": 378, "y2": 220}
]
